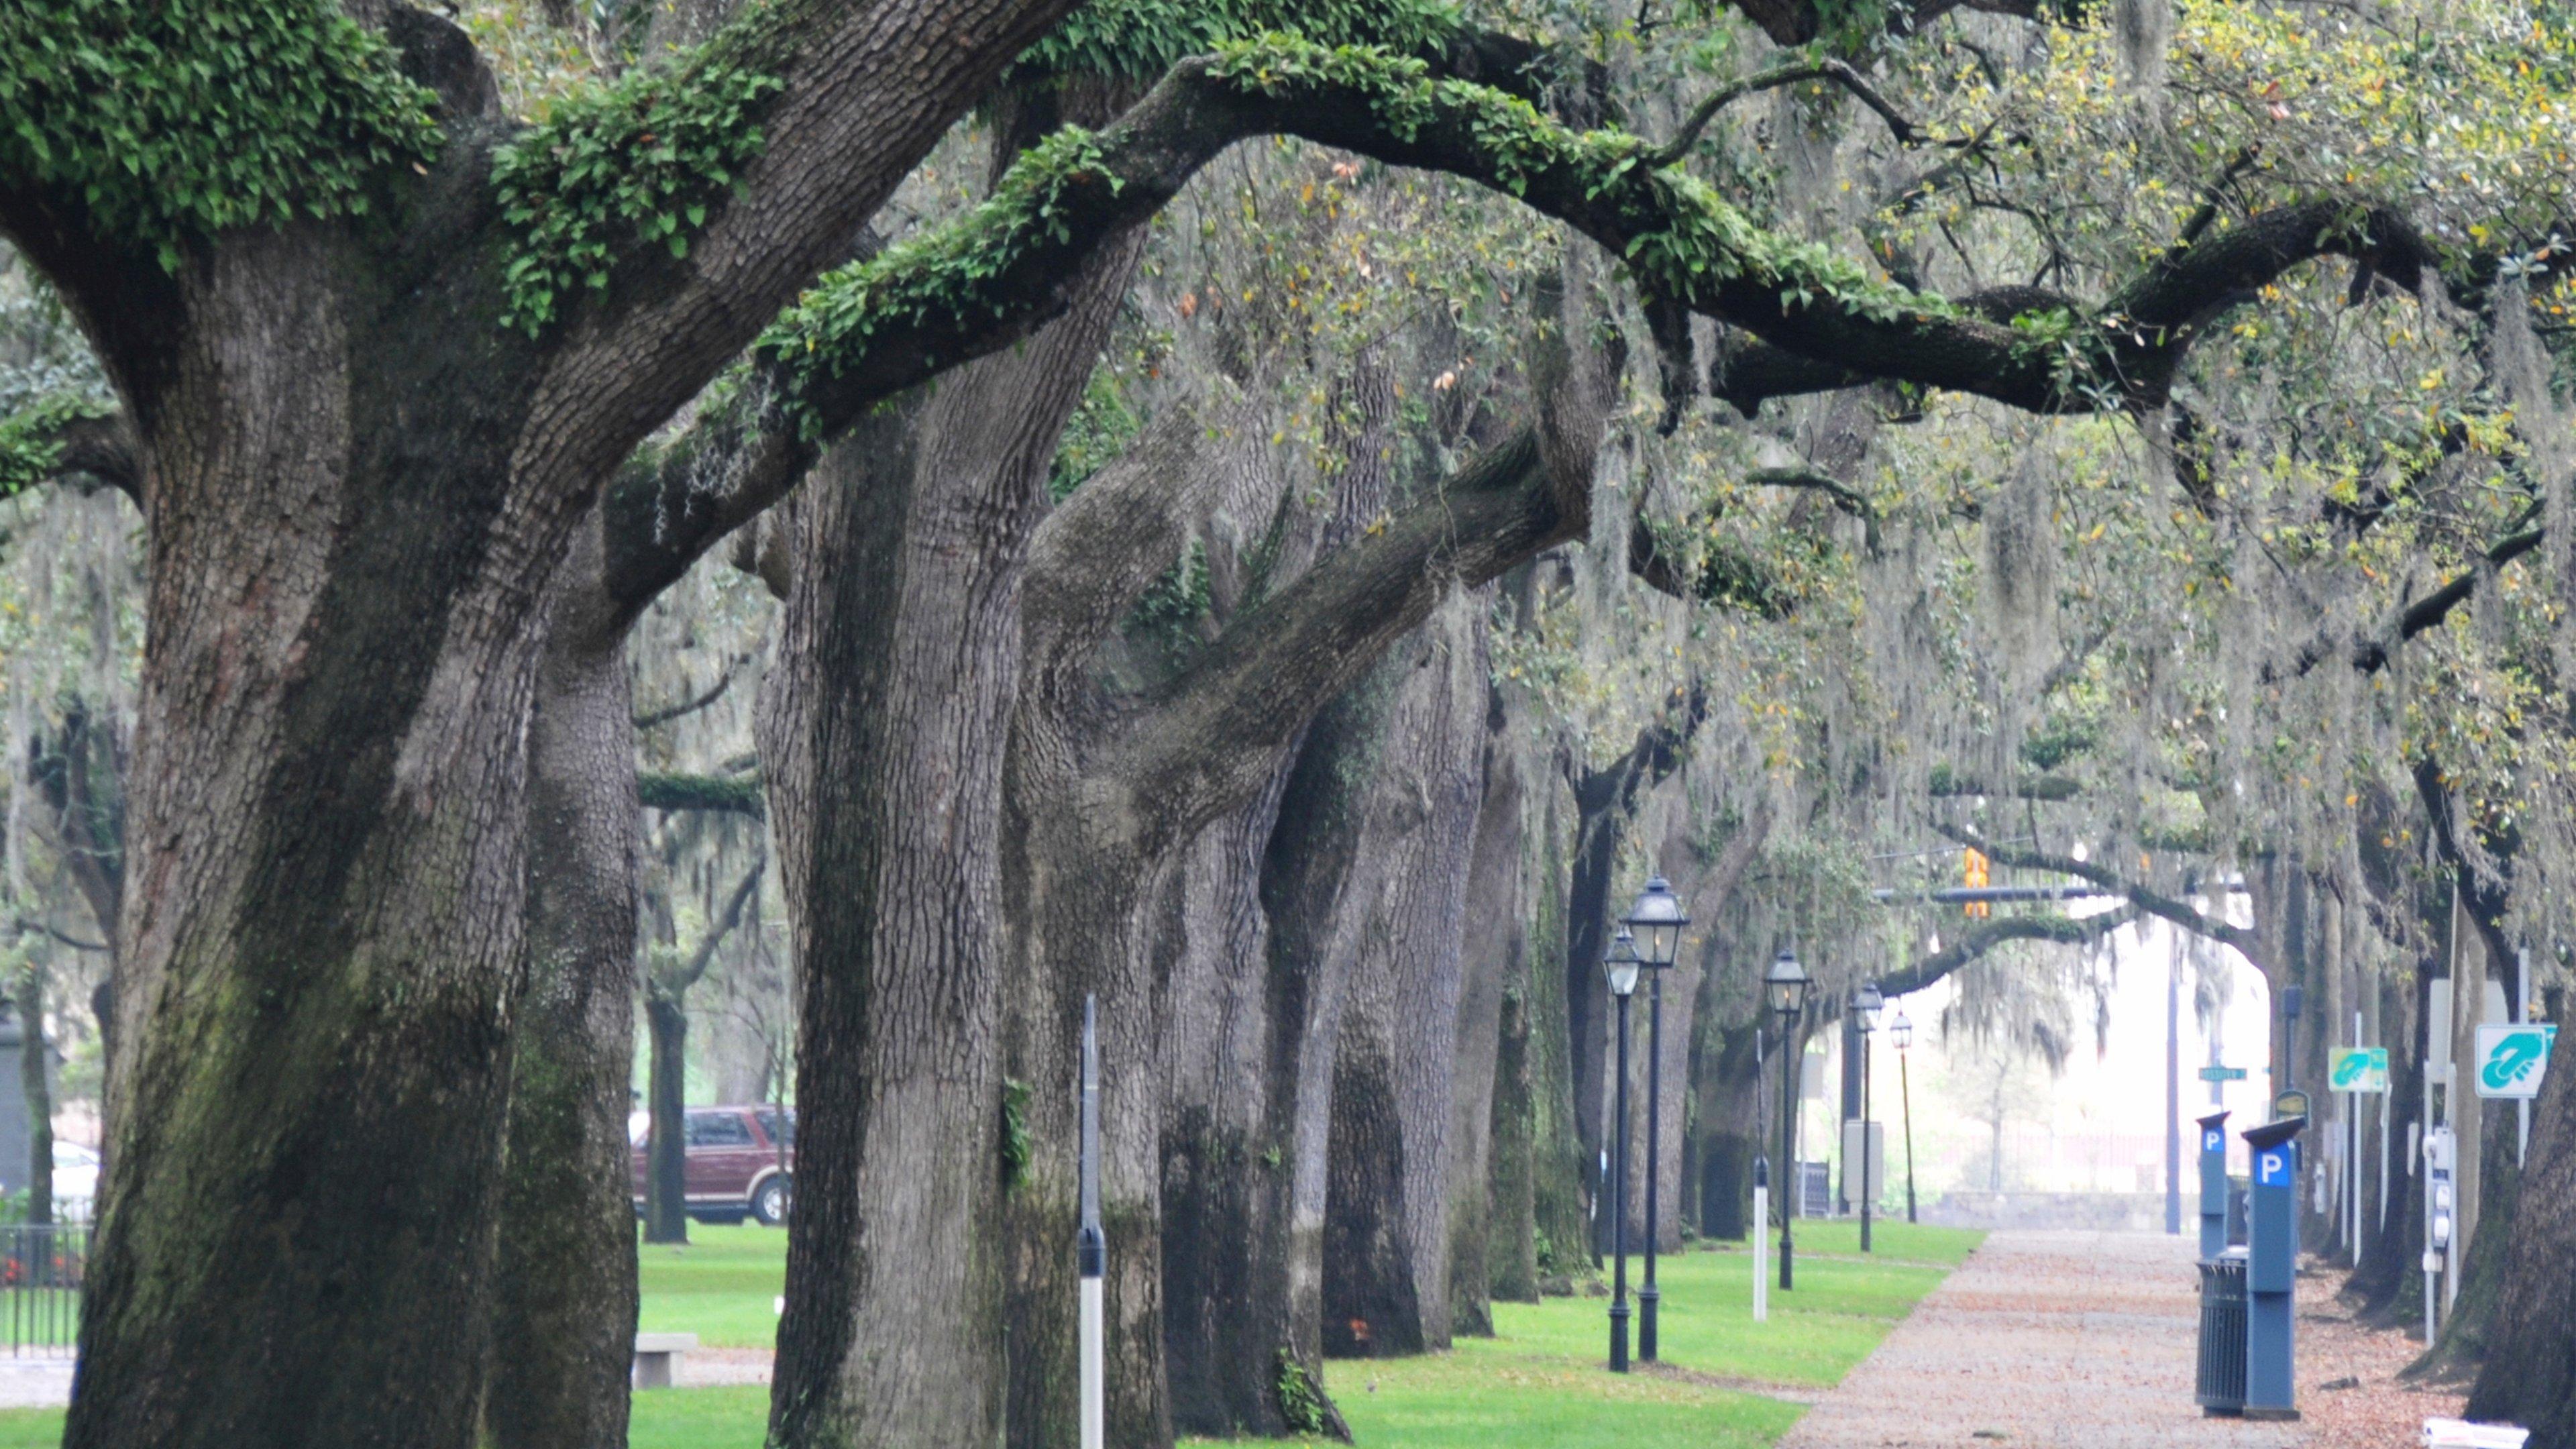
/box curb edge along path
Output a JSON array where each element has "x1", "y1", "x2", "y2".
[{"x1": 1778, "y1": 1230, "x2": 2301, "y2": 1449}]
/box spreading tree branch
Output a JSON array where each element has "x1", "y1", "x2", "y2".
[
  {"x1": 638, "y1": 770, "x2": 765, "y2": 819},
  {"x1": 2279, "y1": 525, "x2": 2548, "y2": 679},
  {"x1": 1938, "y1": 822, "x2": 2257, "y2": 956},
  {"x1": 741, "y1": 38, "x2": 2428, "y2": 449},
  {"x1": 633, "y1": 655, "x2": 749, "y2": 731},
  {"x1": 1879, "y1": 906, "x2": 2139, "y2": 998},
  {"x1": 0, "y1": 400, "x2": 142, "y2": 507},
  {"x1": 598, "y1": 30, "x2": 2446, "y2": 609},
  {"x1": 1647, "y1": 56, "x2": 1923, "y2": 168},
  {"x1": 1020, "y1": 396, "x2": 1262, "y2": 713},
  {"x1": 652, "y1": 853, "x2": 766, "y2": 1000}
]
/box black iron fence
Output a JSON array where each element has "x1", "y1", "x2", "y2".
[{"x1": 0, "y1": 1224, "x2": 86, "y2": 1357}]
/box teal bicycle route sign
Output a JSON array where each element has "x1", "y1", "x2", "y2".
[{"x1": 2474, "y1": 1024, "x2": 2557, "y2": 1100}]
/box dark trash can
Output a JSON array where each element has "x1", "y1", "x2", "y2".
[{"x1": 2196, "y1": 1249, "x2": 2248, "y2": 1417}]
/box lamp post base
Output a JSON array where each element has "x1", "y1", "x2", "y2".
[
  {"x1": 1639, "y1": 1287, "x2": 1658, "y2": 1361},
  {"x1": 1608, "y1": 1301, "x2": 1631, "y2": 1373}
]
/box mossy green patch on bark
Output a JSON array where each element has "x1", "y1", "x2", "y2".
[
  {"x1": 0, "y1": 0, "x2": 441, "y2": 269},
  {"x1": 492, "y1": 0, "x2": 796, "y2": 333}
]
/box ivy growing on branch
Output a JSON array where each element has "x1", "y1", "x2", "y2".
[
  {"x1": 492, "y1": 2, "x2": 793, "y2": 333},
  {"x1": 1198, "y1": 38, "x2": 1951, "y2": 325},
  {"x1": 1015, "y1": 0, "x2": 1464, "y2": 83},
  {"x1": 755, "y1": 126, "x2": 1121, "y2": 433},
  {"x1": 0, "y1": 0, "x2": 442, "y2": 270},
  {"x1": 0, "y1": 393, "x2": 115, "y2": 500}
]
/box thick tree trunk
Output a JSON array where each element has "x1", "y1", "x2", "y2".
[
  {"x1": 69, "y1": 233, "x2": 574, "y2": 1449},
  {"x1": 486, "y1": 514, "x2": 644, "y2": 1449},
  {"x1": 758, "y1": 386, "x2": 1030, "y2": 1449},
  {"x1": 1562, "y1": 702, "x2": 1701, "y2": 1253},
  {"x1": 1447, "y1": 709, "x2": 1524, "y2": 1337},
  {"x1": 1323, "y1": 595, "x2": 1489, "y2": 1356},
  {"x1": 645, "y1": 992, "x2": 692, "y2": 1244},
  {"x1": 1000, "y1": 821, "x2": 1173, "y2": 1448},
  {"x1": 2352, "y1": 956, "x2": 2431, "y2": 1325},
  {"x1": 1524, "y1": 777, "x2": 1593, "y2": 1283},
  {"x1": 1486, "y1": 981, "x2": 1540, "y2": 1300},
  {"x1": 1258, "y1": 656, "x2": 1409, "y2": 1372},
  {"x1": 1159, "y1": 769, "x2": 1354, "y2": 1439},
  {"x1": 2466, "y1": 1026, "x2": 2576, "y2": 1445},
  {"x1": 764, "y1": 209, "x2": 1132, "y2": 1439},
  {"x1": 1693, "y1": 1023, "x2": 1764, "y2": 1240},
  {"x1": 16, "y1": 963, "x2": 50, "y2": 1228}
]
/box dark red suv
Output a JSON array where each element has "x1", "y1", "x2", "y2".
[{"x1": 630, "y1": 1106, "x2": 795, "y2": 1225}]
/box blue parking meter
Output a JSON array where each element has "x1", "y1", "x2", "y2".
[
  {"x1": 2241, "y1": 1117, "x2": 2306, "y2": 1421},
  {"x1": 2196, "y1": 1110, "x2": 2230, "y2": 1260}
]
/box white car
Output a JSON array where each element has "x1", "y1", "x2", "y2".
[{"x1": 51, "y1": 1142, "x2": 98, "y2": 1222}]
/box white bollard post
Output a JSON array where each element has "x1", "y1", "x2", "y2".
[
  {"x1": 1752, "y1": 1181, "x2": 1770, "y2": 1323},
  {"x1": 1079, "y1": 997, "x2": 1105, "y2": 1449}
]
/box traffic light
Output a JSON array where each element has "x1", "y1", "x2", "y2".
[{"x1": 1962, "y1": 848, "x2": 1990, "y2": 918}]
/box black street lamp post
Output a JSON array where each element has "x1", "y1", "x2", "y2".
[
  {"x1": 1764, "y1": 948, "x2": 1811, "y2": 1289},
  {"x1": 1605, "y1": 929, "x2": 1642, "y2": 1373},
  {"x1": 1853, "y1": 981, "x2": 1883, "y2": 1253},
  {"x1": 1891, "y1": 1008, "x2": 1918, "y2": 1224},
  {"x1": 1626, "y1": 877, "x2": 1687, "y2": 1363}
]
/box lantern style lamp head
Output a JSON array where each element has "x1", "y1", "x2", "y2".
[
  {"x1": 1889, "y1": 1008, "x2": 1913, "y2": 1052},
  {"x1": 1764, "y1": 948, "x2": 1810, "y2": 1022},
  {"x1": 1604, "y1": 928, "x2": 1643, "y2": 998},
  {"x1": 1853, "y1": 980, "x2": 1884, "y2": 1033},
  {"x1": 1625, "y1": 876, "x2": 1689, "y2": 968}
]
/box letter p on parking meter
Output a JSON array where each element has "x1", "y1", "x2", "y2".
[
  {"x1": 2196, "y1": 1110, "x2": 2230, "y2": 1260},
  {"x1": 2240, "y1": 1116, "x2": 2306, "y2": 1422}
]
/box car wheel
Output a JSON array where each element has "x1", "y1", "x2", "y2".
[{"x1": 752, "y1": 1174, "x2": 791, "y2": 1226}]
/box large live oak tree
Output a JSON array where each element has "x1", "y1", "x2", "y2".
[
  {"x1": 5, "y1": 0, "x2": 1086, "y2": 1441},
  {"x1": 0, "y1": 1, "x2": 2510, "y2": 1445}
]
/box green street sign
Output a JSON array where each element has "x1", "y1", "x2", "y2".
[
  {"x1": 2196, "y1": 1065, "x2": 2247, "y2": 1083},
  {"x1": 2474, "y1": 1024, "x2": 2558, "y2": 1100},
  {"x1": 2329, "y1": 1047, "x2": 2390, "y2": 1093}
]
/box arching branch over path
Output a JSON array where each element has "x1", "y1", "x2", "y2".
[{"x1": 1937, "y1": 824, "x2": 2257, "y2": 957}]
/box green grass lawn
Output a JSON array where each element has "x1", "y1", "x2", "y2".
[
  {"x1": 0, "y1": 1219, "x2": 1977, "y2": 1448},
  {"x1": 635, "y1": 1220, "x2": 792, "y2": 1348},
  {"x1": 0, "y1": 1389, "x2": 775, "y2": 1449}
]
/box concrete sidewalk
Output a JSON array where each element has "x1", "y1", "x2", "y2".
[{"x1": 1778, "y1": 1230, "x2": 2301, "y2": 1449}]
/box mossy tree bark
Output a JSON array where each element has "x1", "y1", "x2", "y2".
[
  {"x1": 755, "y1": 335, "x2": 1073, "y2": 1448},
  {"x1": 15, "y1": 2, "x2": 1095, "y2": 1440},
  {"x1": 1322, "y1": 594, "x2": 1490, "y2": 1356},
  {"x1": 1447, "y1": 713, "x2": 1526, "y2": 1337},
  {"x1": 487, "y1": 512, "x2": 645, "y2": 1449},
  {"x1": 1485, "y1": 979, "x2": 1541, "y2": 1299}
]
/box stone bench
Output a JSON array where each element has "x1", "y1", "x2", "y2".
[{"x1": 632, "y1": 1332, "x2": 698, "y2": 1389}]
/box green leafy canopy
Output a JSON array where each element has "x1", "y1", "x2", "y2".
[
  {"x1": 492, "y1": 3, "x2": 794, "y2": 335},
  {"x1": 0, "y1": 0, "x2": 442, "y2": 270}
]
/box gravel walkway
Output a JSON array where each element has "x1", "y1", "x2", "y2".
[{"x1": 1777, "y1": 1230, "x2": 2459, "y2": 1449}]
